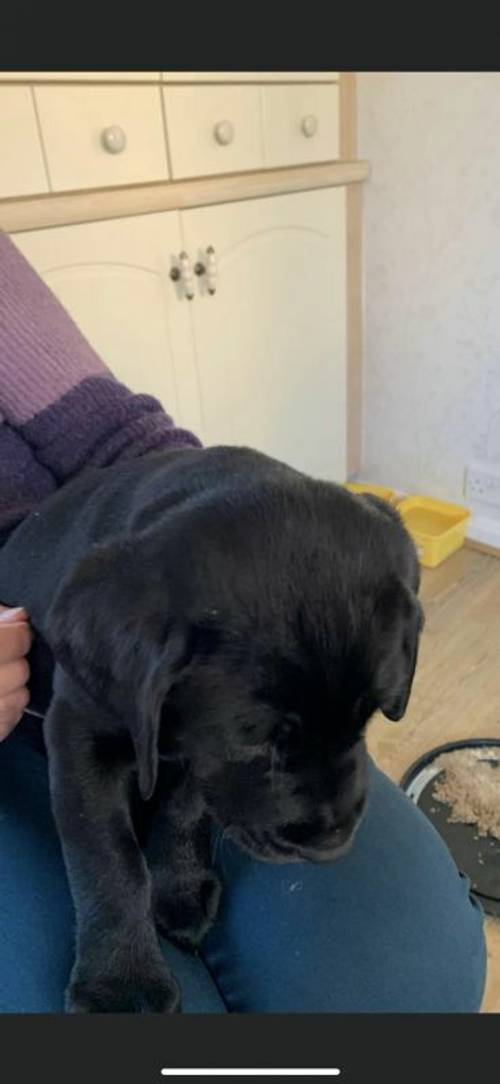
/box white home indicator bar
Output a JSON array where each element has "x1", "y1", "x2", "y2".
[{"x1": 161, "y1": 1071, "x2": 341, "y2": 1077}]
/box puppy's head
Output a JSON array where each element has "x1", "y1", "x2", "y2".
[{"x1": 47, "y1": 450, "x2": 423, "y2": 864}]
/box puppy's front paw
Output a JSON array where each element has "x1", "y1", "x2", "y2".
[
  {"x1": 66, "y1": 959, "x2": 180, "y2": 1014},
  {"x1": 154, "y1": 872, "x2": 222, "y2": 953}
]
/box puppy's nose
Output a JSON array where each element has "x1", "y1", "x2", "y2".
[
  {"x1": 294, "y1": 798, "x2": 367, "y2": 862},
  {"x1": 296, "y1": 831, "x2": 355, "y2": 864}
]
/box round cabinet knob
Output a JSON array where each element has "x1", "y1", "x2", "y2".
[
  {"x1": 301, "y1": 114, "x2": 318, "y2": 138},
  {"x1": 214, "y1": 120, "x2": 235, "y2": 146},
  {"x1": 101, "y1": 125, "x2": 127, "y2": 154}
]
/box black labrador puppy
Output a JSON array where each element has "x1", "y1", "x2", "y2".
[{"x1": 0, "y1": 445, "x2": 423, "y2": 1013}]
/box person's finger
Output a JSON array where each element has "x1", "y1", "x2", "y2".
[
  {"x1": 0, "y1": 620, "x2": 32, "y2": 665},
  {"x1": 0, "y1": 606, "x2": 28, "y2": 623},
  {"x1": 0, "y1": 687, "x2": 30, "y2": 740},
  {"x1": 0, "y1": 657, "x2": 30, "y2": 697}
]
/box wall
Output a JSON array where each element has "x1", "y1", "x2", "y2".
[{"x1": 357, "y1": 73, "x2": 500, "y2": 541}]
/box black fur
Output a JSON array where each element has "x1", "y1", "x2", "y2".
[{"x1": 0, "y1": 445, "x2": 423, "y2": 1012}]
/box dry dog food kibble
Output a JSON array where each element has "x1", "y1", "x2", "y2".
[{"x1": 432, "y1": 748, "x2": 500, "y2": 840}]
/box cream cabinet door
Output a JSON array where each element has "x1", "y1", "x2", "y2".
[
  {"x1": 12, "y1": 190, "x2": 347, "y2": 481},
  {"x1": 14, "y1": 213, "x2": 202, "y2": 435},
  {"x1": 0, "y1": 86, "x2": 48, "y2": 198},
  {"x1": 181, "y1": 187, "x2": 346, "y2": 481}
]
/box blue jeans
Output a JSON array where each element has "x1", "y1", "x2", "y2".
[{"x1": 0, "y1": 722, "x2": 486, "y2": 1013}]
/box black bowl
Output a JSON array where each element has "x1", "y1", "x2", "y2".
[{"x1": 400, "y1": 739, "x2": 500, "y2": 917}]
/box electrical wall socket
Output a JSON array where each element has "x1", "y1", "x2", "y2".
[{"x1": 465, "y1": 460, "x2": 500, "y2": 507}]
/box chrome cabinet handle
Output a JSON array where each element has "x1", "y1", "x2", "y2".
[
  {"x1": 179, "y1": 251, "x2": 195, "y2": 300},
  {"x1": 194, "y1": 246, "x2": 217, "y2": 295},
  {"x1": 205, "y1": 246, "x2": 217, "y2": 294},
  {"x1": 170, "y1": 252, "x2": 194, "y2": 300}
]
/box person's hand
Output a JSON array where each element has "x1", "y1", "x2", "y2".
[{"x1": 0, "y1": 606, "x2": 31, "y2": 740}]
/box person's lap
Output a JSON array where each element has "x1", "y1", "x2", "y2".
[{"x1": 0, "y1": 720, "x2": 486, "y2": 1013}]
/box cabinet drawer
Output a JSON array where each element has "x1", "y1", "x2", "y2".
[
  {"x1": 161, "y1": 72, "x2": 339, "y2": 82},
  {"x1": 0, "y1": 87, "x2": 48, "y2": 198},
  {"x1": 163, "y1": 85, "x2": 263, "y2": 179},
  {"x1": 0, "y1": 73, "x2": 159, "y2": 81},
  {"x1": 262, "y1": 84, "x2": 339, "y2": 168},
  {"x1": 34, "y1": 85, "x2": 169, "y2": 191}
]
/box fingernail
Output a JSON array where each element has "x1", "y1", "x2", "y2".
[{"x1": 0, "y1": 607, "x2": 27, "y2": 623}]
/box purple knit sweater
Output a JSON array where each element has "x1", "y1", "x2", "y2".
[{"x1": 0, "y1": 231, "x2": 201, "y2": 538}]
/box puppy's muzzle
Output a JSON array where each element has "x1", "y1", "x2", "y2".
[{"x1": 228, "y1": 796, "x2": 368, "y2": 865}]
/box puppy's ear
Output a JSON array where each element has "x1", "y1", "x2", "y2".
[
  {"x1": 45, "y1": 538, "x2": 187, "y2": 800},
  {"x1": 373, "y1": 579, "x2": 424, "y2": 721}
]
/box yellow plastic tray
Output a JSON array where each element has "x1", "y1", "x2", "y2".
[
  {"x1": 345, "y1": 482, "x2": 397, "y2": 505},
  {"x1": 397, "y1": 496, "x2": 470, "y2": 568}
]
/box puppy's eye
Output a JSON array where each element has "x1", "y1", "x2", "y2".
[
  {"x1": 284, "y1": 711, "x2": 303, "y2": 727},
  {"x1": 279, "y1": 712, "x2": 304, "y2": 742},
  {"x1": 271, "y1": 712, "x2": 304, "y2": 750}
]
